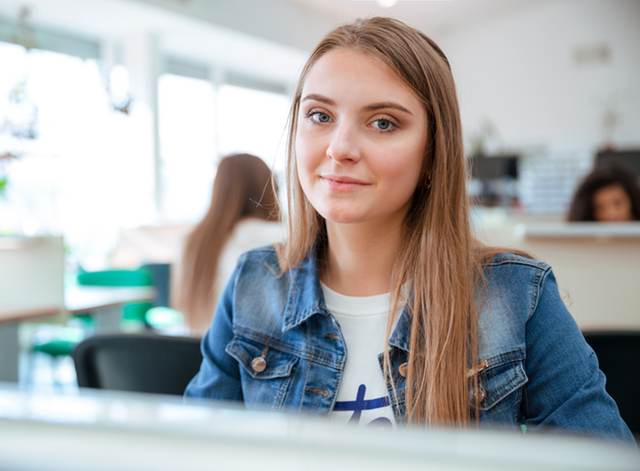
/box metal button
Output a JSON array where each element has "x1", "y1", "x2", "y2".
[
  {"x1": 251, "y1": 356, "x2": 267, "y2": 373},
  {"x1": 398, "y1": 362, "x2": 408, "y2": 378}
]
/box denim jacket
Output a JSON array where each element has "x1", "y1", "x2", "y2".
[{"x1": 185, "y1": 246, "x2": 634, "y2": 442}]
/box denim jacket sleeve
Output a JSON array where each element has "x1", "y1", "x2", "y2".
[
  {"x1": 184, "y1": 262, "x2": 243, "y2": 402},
  {"x1": 523, "y1": 268, "x2": 634, "y2": 442}
]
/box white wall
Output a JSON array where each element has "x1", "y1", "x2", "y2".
[
  {"x1": 128, "y1": 0, "x2": 339, "y2": 51},
  {"x1": 440, "y1": 0, "x2": 640, "y2": 153}
]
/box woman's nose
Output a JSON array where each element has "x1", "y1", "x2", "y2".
[{"x1": 325, "y1": 121, "x2": 362, "y2": 164}]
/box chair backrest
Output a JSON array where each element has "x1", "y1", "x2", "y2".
[
  {"x1": 584, "y1": 331, "x2": 640, "y2": 437},
  {"x1": 73, "y1": 333, "x2": 201, "y2": 396}
]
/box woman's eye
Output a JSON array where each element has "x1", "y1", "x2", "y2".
[
  {"x1": 372, "y1": 118, "x2": 396, "y2": 132},
  {"x1": 309, "y1": 111, "x2": 332, "y2": 124}
]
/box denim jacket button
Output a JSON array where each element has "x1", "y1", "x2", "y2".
[
  {"x1": 251, "y1": 356, "x2": 267, "y2": 373},
  {"x1": 398, "y1": 362, "x2": 408, "y2": 378}
]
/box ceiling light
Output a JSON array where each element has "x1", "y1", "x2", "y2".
[{"x1": 377, "y1": 0, "x2": 398, "y2": 8}]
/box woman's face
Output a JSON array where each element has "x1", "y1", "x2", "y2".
[
  {"x1": 295, "y1": 48, "x2": 428, "y2": 226},
  {"x1": 593, "y1": 184, "x2": 633, "y2": 222}
]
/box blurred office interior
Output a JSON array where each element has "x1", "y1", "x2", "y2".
[
  {"x1": 0, "y1": 0, "x2": 638, "y2": 468},
  {"x1": 0, "y1": 0, "x2": 637, "y2": 259}
]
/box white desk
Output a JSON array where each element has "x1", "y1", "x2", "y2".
[
  {"x1": 0, "y1": 387, "x2": 637, "y2": 470},
  {"x1": 0, "y1": 285, "x2": 155, "y2": 383},
  {"x1": 65, "y1": 284, "x2": 156, "y2": 332}
]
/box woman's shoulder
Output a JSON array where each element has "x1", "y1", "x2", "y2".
[
  {"x1": 480, "y1": 252, "x2": 554, "y2": 318},
  {"x1": 476, "y1": 252, "x2": 556, "y2": 358},
  {"x1": 483, "y1": 251, "x2": 550, "y2": 272},
  {"x1": 234, "y1": 244, "x2": 284, "y2": 281},
  {"x1": 483, "y1": 252, "x2": 551, "y2": 297}
]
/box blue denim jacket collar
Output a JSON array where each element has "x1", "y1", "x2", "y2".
[
  {"x1": 282, "y1": 247, "x2": 327, "y2": 332},
  {"x1": 282, "y1": 247, "x2": 411, "y2": 353},
  {"x1": 388, "y1": 309, "x2": 411, "y2": 353}
]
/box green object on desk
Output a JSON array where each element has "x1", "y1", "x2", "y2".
[
  {"x1": 77, "y1": 268, "x2": 152, "y2": 287},
  {"x1": 71, "y1": 313, "x2": 95, "y2": 327},
  {"x1": 32, "y1": 338, "x2": 77, "y2": 357},
  {"x1": 76, "y1": 268, "x2": 155, "y2": 328},
  {"x1": 145, "y1": 306, "x2": 185, "y2": 331},
  {"x1": 122, "y1": 301, "x2": 153, "y2": 324}
]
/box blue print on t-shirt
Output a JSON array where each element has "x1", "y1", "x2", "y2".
[{"x1": 333, "y1": 384, "x2": 392, "y2": 426}]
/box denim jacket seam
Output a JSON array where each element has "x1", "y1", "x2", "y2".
[
  {"x1": 283, "y1": 277, "x2": 300, "y2": 330},
  {"x1": 230, "y1": 253, "x2": 249, "y2": 312},
  {"x1": 232, "y1": 325, "x2": 344, "y2": 370},
  {"x1": 527, "y1": 266, "x2": 552, "y2": 322},
  {"x1": 484, "y1": 347, "x2": 526, "y2": 366},
  {"x1": 484, "y1": 258, "x2": 548, "y2": 270}
]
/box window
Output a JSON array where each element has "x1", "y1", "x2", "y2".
[
  {"x1": 158, "y1": 73, "x2": 216, "y2": 223},
  {"x1": 218, "y1": 83, "x2": 290, "y2": 175},
  {"x1": 158, "y1": 78, "x2": 290, "y2": 223},
  {"x1": 0, "y1": 42, "x2": 153, "y2": 268}
]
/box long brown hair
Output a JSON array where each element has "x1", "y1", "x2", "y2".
[
  {"x1": 177, "y1": 153, "x2": 279, "y2": 333},
  {"x1": 278, "y1": 17, "x2": 502, "y2": 425}
]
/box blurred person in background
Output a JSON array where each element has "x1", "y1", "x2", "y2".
[
  {"x1": 185, "y1": 18, "x2": 633, "y2": 442},
  {"x1": 567, "y1": 165, "x2": 640, "y2": 222},
  {"x1": 175, "y1": 153, "x2": 283, "y2": 335}
]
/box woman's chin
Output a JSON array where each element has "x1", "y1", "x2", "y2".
[{"x1": 319, "y1": 207, "x2": 367, "y2": 225}]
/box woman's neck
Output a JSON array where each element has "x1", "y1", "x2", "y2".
[{"x1": 322, "y1": 217, "x2": 404, "y2": 296}]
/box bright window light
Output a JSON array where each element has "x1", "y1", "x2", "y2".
[
  {"x1": 158, "y1": 73, "x2": 216, "y2": 223},
  {"x1": 0, "y1": 42, "x2": 154, "y2": 268},
  {"x1": 217, "y1": 84, "x2": 290, "y2": 176}
]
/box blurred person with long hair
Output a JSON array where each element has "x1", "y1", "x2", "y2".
[
  {"x1": 175, "y1": 153, "x2": 282, "y2": 335},
  {"x1": 185, "y1": 18, "x2": 632, "y2": 442},
  {"x1": 568, "y1": 165, "x2": 640, "y2": 222}
]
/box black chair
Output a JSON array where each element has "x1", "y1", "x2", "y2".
[
  {"x1": 584, "y1": 331, "x2": 640, "y2": 437},
  {"x1": 73, "y1": 333, "x2": 202, "y2": 396}
]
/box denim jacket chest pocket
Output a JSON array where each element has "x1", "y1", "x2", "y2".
[
  {"x1": 225, "y1": 336, "x2": 299, "y2": 409},
  {"x1": 471, "y1": 348, "x2": 528, "y2": 425}
]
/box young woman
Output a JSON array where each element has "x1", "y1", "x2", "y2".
[
  {"x1": 175, "y1": 153, "x2": 282, "y2": 335},
  {"x1": 186, "y1": 18, "x2": 633, "y2": 441},
  {"x1": 568, "y1": 165, "x2": 640, "y2": 222}
]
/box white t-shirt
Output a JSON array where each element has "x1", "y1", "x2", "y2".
[{"x1": 321, "y1": 283, "x2": 396, "y2": 427}]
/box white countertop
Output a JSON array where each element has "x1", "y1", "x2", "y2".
[
  {"x1": 0, "y1": 386, "x2": 637, "y2": 470},
  {"x1": 516, "y1": 222, "x2": 640, "y2": 239}
]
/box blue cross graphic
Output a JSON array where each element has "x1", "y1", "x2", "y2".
[{"x1": 334, "y1": 384, "x2": 392, "y2": 425}]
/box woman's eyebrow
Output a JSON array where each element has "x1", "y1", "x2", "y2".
[
  {"x1": 363, "y1": 102, "x2": 413, "y2": 116},
  {"x1": 301, "y1": 94, "x2": 335, "y2": 105},
  {"x1": 301, "y1": 94, "x2": 413, "y2": 116}
]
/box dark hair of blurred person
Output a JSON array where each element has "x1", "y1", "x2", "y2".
[
  {"x1": 176, "y1": 153, "x2": 281, "y2": 335},
  {"x1": 567, "y1": 165, "x2": 640, "y2": 222}
]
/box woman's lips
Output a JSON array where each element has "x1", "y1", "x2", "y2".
[{"x1": 320, "y1": 175, "x2": 371, "y2": 192}]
